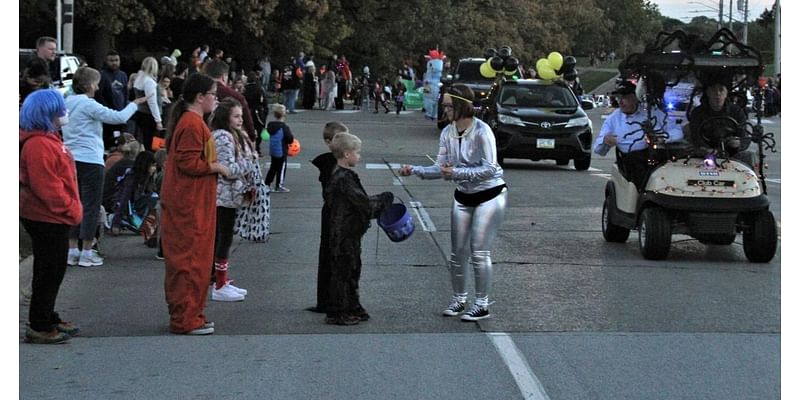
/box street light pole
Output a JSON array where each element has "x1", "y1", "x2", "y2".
[
  {"x1": 56, "y1": 0, "x2": 62, "y2": 51},
  {"x1": 719, "y1": 0, "x2": 724, "y2": 28}
]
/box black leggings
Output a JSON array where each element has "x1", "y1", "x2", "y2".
[
  {"x1": 211, "y1": 207, "x2": 237, "y2": 281},
  {"x1": 21, "y1": 218, "x2": 70, "y2": 332}
]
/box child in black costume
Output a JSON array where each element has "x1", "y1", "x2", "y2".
[
  {"x1": 307, "y1": 121, "x2": 349, "y2": 314},
  {"x1": 323, "y1": 132, "x2": 393, "y2": 325}
]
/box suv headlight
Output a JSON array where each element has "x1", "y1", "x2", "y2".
[
  {"x1": 565, "y1": 116, "x2": 590, "y2": 128},
  {"x1": 498, "y1": 114, "x2": 524, "y2": 126}
]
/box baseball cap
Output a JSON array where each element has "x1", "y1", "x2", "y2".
[{"x1": 612, "y1": 81, "x2": 636, "y2": 95}]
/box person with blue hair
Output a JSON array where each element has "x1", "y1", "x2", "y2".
[{"x1": 20, "y1": 89, "x2": 84, "y2": 344}]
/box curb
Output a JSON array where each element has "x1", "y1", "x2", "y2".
[{"x1": 19, "y1": 255, "x2": 33, "y2": 303}]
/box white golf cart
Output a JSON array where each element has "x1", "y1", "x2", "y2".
[{"x1": 601, "y1": 28, "x2": 778, "y2": 262}]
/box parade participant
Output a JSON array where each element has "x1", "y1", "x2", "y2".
[
  {"x1": 161, "y1": 73, "x2": 230, "y2": 335},
  {"x1": 210, "y1": 99, "x2": 258, "y2": 302},
  {"x1": 593, "y1": 81, "x2": 683, "y2": 189},
  {"x1": 324, "y1": 132, "x2": 394, "y2": 325},
  {"x1": 398, "y1": 84, "x2": 507, "y2": 321},
  {"x1": 307, "y1": 121, "x2": 349, "y2": 314},
  {"x1": 20, "y1": 89, "x2": 83, "y2": 344}
]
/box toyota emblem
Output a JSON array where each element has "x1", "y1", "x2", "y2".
[{"x1": 540, "y1": 121, "x2": 552, "y2": 129}]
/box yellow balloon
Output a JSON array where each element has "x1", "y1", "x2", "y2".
[
  {"x1": 480, "y1": 61, "x2": 496, "y2": 78},
  {"x1": 548, "y1": 52, "x2": 563, "y2": 72},
  {"x1": 538, "y1": 66, "x2": 556, "y2": 80},
  {"x1": 536, "y1": 58, "x2": 550, "y2": 72}
]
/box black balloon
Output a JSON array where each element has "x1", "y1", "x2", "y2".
[
  {"x1": 484, "y1": 48, "x2": 498, "y2": 59},
  {"x1": 504, "y1": 56, "x2": 519, "y2": 72},
  {"x1": 563, "y1": 70, "x2": 578, "y2": 81},
  {"x1": 489, "y1": 56, "x2": 505, "y2": 71},
  {"x1": 499, "y1": 46, "x2": 512, "y2": 58},
  {"x1": 563, "y1": 56, "x2": 577, "y2": 71}
]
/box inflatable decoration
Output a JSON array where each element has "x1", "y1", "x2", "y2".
[{"x1": 423, "y1": 49, "x2": 447, "y2": 120}]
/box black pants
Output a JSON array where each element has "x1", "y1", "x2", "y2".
[
  {"x1": 211, "y1": 207, "x2": 237, "y2": 281},
  {"x1": 70, "y1": 161, "x2": 104, "y2": 242},
  {"x1": 133, "y1": 111, "x2": 157, "y2": 152},
  {"x1": 21, "y1": 218, "x2": 70, "y2": 332},
  {"x1": 265, "y1": 156, "x2": 287, "y2": 188},
  {"x1": 619, "y1": 149, "x2": 652, "y2": 190},
  {"x1": 315, "y1": 204, "x2": 331, "y2": 310}
]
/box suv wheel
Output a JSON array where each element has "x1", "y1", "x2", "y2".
[{"x1": 573, "y1": 155, "x2": 591, "y2": 171}]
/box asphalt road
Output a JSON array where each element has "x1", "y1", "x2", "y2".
[{"x1": 19, "y1": 105, "x2": 781, "y2": 399}]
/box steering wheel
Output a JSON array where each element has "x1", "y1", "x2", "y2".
[{"x1": 697, "y1": 116, "x2": 740, "y2": 149}]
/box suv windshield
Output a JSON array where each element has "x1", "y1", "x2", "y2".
[
  {"x1": 456, "y1": 62, "x2": 493, "y2": 82},
  {"x1": 498, "y1": 85, "x2": 577, "y2": 108}
]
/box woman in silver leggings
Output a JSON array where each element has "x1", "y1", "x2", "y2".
[{"x1": 399, "y1": 84, "x2": 507, "y2": 321}]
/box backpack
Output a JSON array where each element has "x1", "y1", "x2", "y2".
[{"x1": 269, "y1": 127, "x2": 284, "y2": 157}]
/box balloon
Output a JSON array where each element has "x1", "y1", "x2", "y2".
[
  {"x1": 563, "y1": 70, "x2": 578, "y2": 81},
  {"x1": 260, "y1": 128, "x2": 270, "y2": 141},
  {"x1": 504, "y1": 57, "x2": 519, "y2": 75},
  {"x1": 563, "y1": 56, "x2": 577, "y2": 71},
  {"x1": 484, "y1": 48, "x2": 498, "y2": 59},
  {"x1": 479, "y1": 61, "x2": 497, "y2": 78},
  {"x1": 536, "y1": 58, "x2": 550, "y2": 73},
  {"x1": 489, "y1": 56, "x2": 504, "y2": 72},
  {"x1": 547, "y1": 52, "x2": 563, "y2": 72},
  {"x1": 499, "y1": 46, "x2": 512, "y2": 58},
  {"x1": 538, "y1": 66, "x2": 557, "y2": 80}
]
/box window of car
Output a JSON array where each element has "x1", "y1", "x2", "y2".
[
  {"x1": 455, "y1": 61, "x2": 492, "y2": 82},
  {"x1": 499, "y1": 85, "x2": 577, "y2": 108}
]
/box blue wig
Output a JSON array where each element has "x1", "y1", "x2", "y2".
[{"x1": 20, "y1": 89, "x2": 66, "y2": 132}]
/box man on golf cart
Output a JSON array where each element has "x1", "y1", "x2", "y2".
[
  {"x1": 594, "y1": 80, "x2": 684, "y2": 190},
  {"x1": 685, "y1": 73, "x2": 757, "y2": 167}
]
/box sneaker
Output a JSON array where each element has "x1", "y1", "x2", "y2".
[
  {"x1": 155, "y1": 252, "x2": 164, "y2": 261},
  {"x1": 78, "y1": 250, "x2": 103, "y2": 267},
  {"x1": 226, "y1": 281, "x2": 247, "y2": 296},
  {"x1": 325, "y1": 314, "x2": 360, "y2": 326},
  {"x1": 211, "y1": 284, "x2": 245, "y2": 302},
  {"x1": 24, "y1": 327, "x2": 70, "y2": 344},
  {"x1": 460, "y1": 304, "x2": 490, "y2": 321},
  {"x1": 57, "y1": 321, "x2": 80, "y2": 336},
  {"x1": 274, "y1": 186, "x2": 290, "y2": 193},
  {"x1": 442, "y1": 298, "x2": 467, "y2": 316},
  {"x1": 203, "y1": 321, "x2": 215, "y2": 329},
  {"x1": 67, "y1": 249, "x2": 80, "y2": 266},
  {"x1": 185, "y1": 326, "x2": 215, "y2": 335}
]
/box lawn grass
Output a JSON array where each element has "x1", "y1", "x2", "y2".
[{"x1": 580, "y1": 70, "x2": 619, "y2": 93}]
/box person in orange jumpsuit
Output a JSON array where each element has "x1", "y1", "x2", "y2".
[{"x1": 160, "y1": 73, "x2": 230, "y2": 335}]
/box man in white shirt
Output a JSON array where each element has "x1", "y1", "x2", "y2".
[{"x1": 594, "y1": 81, "x2": 683, "y2": 189}]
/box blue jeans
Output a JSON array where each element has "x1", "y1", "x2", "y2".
[{"x1": 283, "y1": 89, "x2": 299, "y2": 112}]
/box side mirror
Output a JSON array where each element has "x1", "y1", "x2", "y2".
[{"x1": 581, "y1": 100, "x2": 594, "y2": 110}]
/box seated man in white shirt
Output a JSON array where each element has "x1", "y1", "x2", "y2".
[{"x1": 594, "y1": 81, "x2": 684, "y2": 190}]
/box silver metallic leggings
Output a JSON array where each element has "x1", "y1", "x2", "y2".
[{"x1": 448, "y1": 188, "x2": 507, "y2": 303}]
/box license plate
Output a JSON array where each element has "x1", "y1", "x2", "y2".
[{"x1": 536, "y1": 138, "x2": 555, "y2": 149}]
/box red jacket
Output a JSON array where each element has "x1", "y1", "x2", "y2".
[{"x1": 19, "y1": 130, "x2": 83, "y2": 226}]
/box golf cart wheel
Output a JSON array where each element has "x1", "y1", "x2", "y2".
[
  {"x1": 602, "y1": 196, "x2": 630, "y2": 242},
  {"x1": 743, "y1": 210, "x2": 777, "y2": 263},
  {"x1": 639, "y1": 207, "x2": 671, "y2": 260},
  {"x1": 573, "y1": 155, "x2": 591, "y2": 171},
  {"x1": 556, "y1": 158, "x2": 569, "y2": 166}
]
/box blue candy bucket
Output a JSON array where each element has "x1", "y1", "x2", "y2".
[{"x1": 378, "y1": 202, "x2": 415, "y2": 242}]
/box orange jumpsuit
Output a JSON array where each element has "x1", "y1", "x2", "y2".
[{"x1": 160, "y1": 111, "x2": 217, "y2": 333}]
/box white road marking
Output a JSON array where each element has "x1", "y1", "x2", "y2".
[
  {"x1": 749, "y1": 118, "x2": 774, "y2": 125},
  {"x1": 332, "y1": 110, "x2": 361, "y2": 114},
  {"x1": 591, "y1": 174, "x2": 612, "y2": 180},
  {"x1": 587, "y1": 167, "x2": 603, "y2": 172},
  {"x1": 488, "y1": 333, "x2": 551, "y2": 400},
  {"x1": 766, "y1": 178, "x2": 781, "y2": 184},
  {"x1": 366, "y1": 163, "x2": 402, "y2": 169},
  {"x1": 392, "y1": 176, "x2": 405, "y2": 186},
  {"x1": 408, "y1": 201, "x2": 436, "y2": 232},
  {"x1": 264, "y1": 162, "x2": 301, "y2": 169}
]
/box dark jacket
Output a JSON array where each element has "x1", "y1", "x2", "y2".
[
  {"x1": 96, "y1": 67, "x2": 129, "y2": 111},
  {"x1": 688, "y1": 100, "x2": 749, "y2": 155},
  {"x1": 267, "y1": 121, "x2": 294, "y2": 157}
]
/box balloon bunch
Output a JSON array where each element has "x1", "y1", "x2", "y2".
[
  {"x1": 479, "y1": 46, "x2": 520, "y2": 79},
  {"x1": 535, "y1": 52, "x2": 578, "y2": 81}
]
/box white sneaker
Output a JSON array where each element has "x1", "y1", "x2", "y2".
[
  {"x1": 225, "y1": 281, "x2": 247, "y2": 296},
  {"x1": 78, "y1": 250, "x2": 103, "y2": 267},
  {"x1": 211, "y1": 284, "x2": 245, "y2": 302},
  {"x1": 67, "y1": 249, "x2": 80, "y2": 266}
]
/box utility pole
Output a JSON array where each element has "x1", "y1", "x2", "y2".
[
  {"x1": 775, "y1": 0, "x2": 780, "y2": 75},
  {"x1": 743, "y1": 0, "x2": 748, "y2": 44},
  {"x1": 62, "y1": 0, "x2": 74, "y2": 53},
  {"x1": 56, "y1": 0, "x2": 62, "y2": 51},
  {"x1": 729, "y1": 0, "x2": 734, "y2": 30}
]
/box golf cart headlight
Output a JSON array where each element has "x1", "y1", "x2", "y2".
[
  {"x1": 565, "y1": 116, "x2": 589, "y2": 128},
  {"x1": 498, "y1": 114, "x2": 524, "y2": 126},
  {"x1": 703, "y1": 153, "x2": 717, "y2": 169}
]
